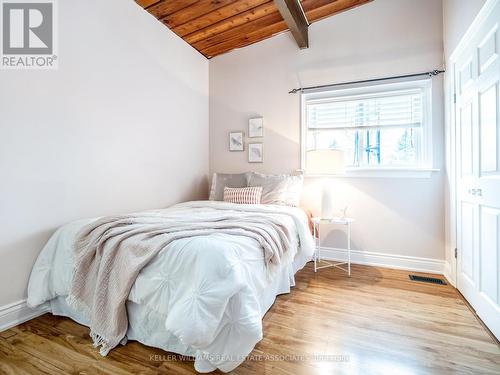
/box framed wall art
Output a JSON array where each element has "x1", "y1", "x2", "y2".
[
  {"x1": 248, "y1": 143, "x2": 263, "y2": 163},
  {"x1": 248, "y1": 117, "x2": 264, "y2": 138},
  {"x1": 229, "y1": 131, "x2": 244, "y2": 151}
]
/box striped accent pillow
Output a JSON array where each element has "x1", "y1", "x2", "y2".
[{"x1": 223, "y1": 186, "x2": 263, "y2": 204}]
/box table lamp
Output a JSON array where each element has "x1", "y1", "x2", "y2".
[{"x1": 306, "y1": 149, "x2": 345, "y2": 219}]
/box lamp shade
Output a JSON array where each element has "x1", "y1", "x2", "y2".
[{"x1": 306, "y1": 149, "x2": 345, "y2": 175}]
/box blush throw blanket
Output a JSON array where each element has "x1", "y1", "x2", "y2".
[{"x1": 66, "y1": 211, "x2": 292, "y2": 356}]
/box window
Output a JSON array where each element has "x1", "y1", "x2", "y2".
[{"x1": 302, "y1": 79, "x2": 433, "y2": 174}]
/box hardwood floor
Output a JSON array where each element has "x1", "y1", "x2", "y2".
[{"x1": 1, "y1": 264, "x2": 499, "y2": 374}]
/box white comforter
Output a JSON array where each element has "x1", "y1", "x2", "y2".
[{"x1": 27, "y1": 201, "x2": 314, "y2": 372}]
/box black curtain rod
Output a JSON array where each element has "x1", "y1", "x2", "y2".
[{"x1": 288, "y1": 69, "x2": 445, "y2": 94}]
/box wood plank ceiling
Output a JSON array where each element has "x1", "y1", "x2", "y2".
[{"x1": 135, "y1": 0, "x2": 373, "y2": 58}]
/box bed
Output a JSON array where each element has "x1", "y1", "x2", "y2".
[{"x1": 27, "y1": 200, "x2": 315, "y2": 373}]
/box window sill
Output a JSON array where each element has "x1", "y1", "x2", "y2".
[{"x1": 305, "y1": 167, "x2": 440, "y2": 179}]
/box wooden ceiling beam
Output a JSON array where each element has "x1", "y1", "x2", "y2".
[
  {"x1": 273, "y1": 0, "x2": 308, "y2": 49},
  {"x1": 302, "y1": 0, "x2": 373, "y2": 23}
]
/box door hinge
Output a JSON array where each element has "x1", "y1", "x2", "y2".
[
  {"x1": 453, "y1": 93, "x2": 457, "y2": 104},
  {"x1": 454, "y1": 248, "x2": 458, "y2": 258}
]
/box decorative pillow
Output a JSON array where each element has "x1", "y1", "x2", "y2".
[
  {"x1": 223, "y1": 186, "x2": 263, "y2": 204},
  {"x1": 209, "y1": 172, "x2": 250, "y2": 201},
  {"x1": 247, "y1": 171, "x2": 304, "y2": 206}
]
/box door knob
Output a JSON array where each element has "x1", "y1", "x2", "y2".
[{"x1": 468, "y1": 188, "x2": 483, "y2": 196}]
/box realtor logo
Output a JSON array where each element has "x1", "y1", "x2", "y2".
[{"x1": 1, "y1": 0, "x2": 57, "y2": 69}]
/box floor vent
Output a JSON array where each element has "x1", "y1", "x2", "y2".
[{"x1": 409, "y1": 275, "x2": 447, "y2": 285}]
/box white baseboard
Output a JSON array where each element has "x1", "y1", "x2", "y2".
[
  {"x1": 318, "y1": 247, "x2": 445, "y2": 274},
  {"x1": 0, "y1": 299, "x2": 50, "y2": 332},
  {"x1": 0, "y1": 249, "x2": 446, "y2": 332}
]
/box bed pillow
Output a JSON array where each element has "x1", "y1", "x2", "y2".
[
  {"x1": 247, "y1": 171, "x2": 304, "y2": 206},
  {"x1": 223, "y1": 186, "x2": 263, "y2": 204},
  {"x1": 209, "y1": 172, "x2": 250, "y2": 201}
]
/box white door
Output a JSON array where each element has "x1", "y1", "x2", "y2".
[{"x1": 455, "y1": 1, "x2": 500, "y2": 339}]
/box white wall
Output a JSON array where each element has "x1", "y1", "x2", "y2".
[
  {"x1": 443, "y1": 0, "x2": 487, "y2": 57},
  {"x1": 0, "y1": 0, "x2": 209, "y2": 307},
  {"x1": 210, "y1": 0, "x2": 445, "y2": 263}
]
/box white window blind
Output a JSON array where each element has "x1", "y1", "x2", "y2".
[
  {"x1": 306, "y1": 89, "x2": 424, "y2": 130},
  {"x1": 302, "y1": 80, "x2": 433, "y2": 170}
]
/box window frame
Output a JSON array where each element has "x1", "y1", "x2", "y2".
[{"x1": 300, "y1": 78, "x2": 437, "y2": 178}]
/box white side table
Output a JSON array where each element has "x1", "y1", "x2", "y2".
[{"x1": 312, "y1": 217, "x2": 354, "y2": 276}]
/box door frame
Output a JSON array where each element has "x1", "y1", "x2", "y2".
[{"x1": 446, "y1": 0, "x2": 499, "y2": 288}]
